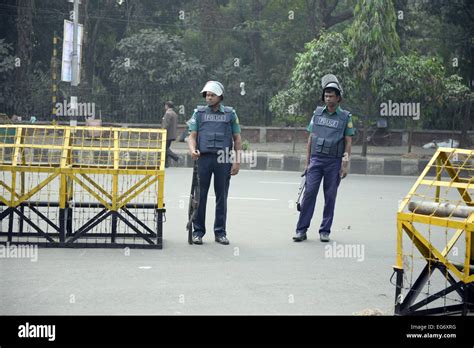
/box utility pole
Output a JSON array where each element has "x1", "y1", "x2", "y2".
[
  {"x1": 69, "y1": 0, "x2": 80, "y2": 127},
  {"x1": 51, "y1": 31, "x2": 59, "y2": 123},
  {"x1": 71, "y1": 0, "x2": 79, "y2": 87}
]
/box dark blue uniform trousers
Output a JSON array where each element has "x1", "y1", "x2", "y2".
[
  {"x1": 296, "y1": 155, "x2": 342, "y2": 235},
  {"x1": 193, "y1": 153, "x2": 232, "y2": 238}
]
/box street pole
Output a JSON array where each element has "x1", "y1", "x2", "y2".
[
  {"x1": 51, "y1": 31, "x2": 58, "y2": 123},
  {"x1": 71, "y1": 0, "x2": 79, "y2": 87},
  {"x1": 70, "y1": 0, "x2": 79, "y2": 127}
]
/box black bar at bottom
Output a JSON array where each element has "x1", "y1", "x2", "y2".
[{"x1": 0, "y1": 316, "x2": 472, "y2": 345}]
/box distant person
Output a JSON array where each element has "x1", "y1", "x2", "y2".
[
  {"x1": 293, "y1": 74, "x2": 353, "y2": 243},
  {"x1": 162, "y1": 101, "x2": 180, "y2": 167},
  {"x1": 187, "y1": 81, "x2": 242, "y2": 245}
]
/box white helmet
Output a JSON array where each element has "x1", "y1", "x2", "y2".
[{"x1": 201, "y1": 80, "x2": 225, "y2": 98}]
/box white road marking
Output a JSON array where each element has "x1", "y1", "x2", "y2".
[
  {"x1": 258, "y1": 181, "x2": 300, "y2": 185},
  {"x1": 228, "y1": 197, "x2": 278, "y2": 201},
  {"x1": 181, "y1": 195, "x2": 278, "y2": 201},
  {"x1": 139, "y1": 266, "x2": 152, "y2": 269}
]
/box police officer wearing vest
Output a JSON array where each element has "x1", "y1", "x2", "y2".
[
  {"x1": 293, "y1": 74, "x2": 353, "y2": 243},
  {"x1": 188, "y1": 81, "x2": 242, "y2": 245}
]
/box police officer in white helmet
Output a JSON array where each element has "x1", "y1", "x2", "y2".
[{"x1": 187, "y1": 81, "x2": 242, "y2": 245}]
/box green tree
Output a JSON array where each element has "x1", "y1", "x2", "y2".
[
  {"x1": 0, "y1": 39, "x2": 15, "y2": 111},
  {"x1": 14, "y1": 0, "x2": 34, "y2": 116},
  {"x1": 348, "y1": 0, "x2": 400, "y2": 156},
  {"x1": 381, "y1": 54, "x2": 472, "y2": 150},
  {"x1": 418, "y1": 0, "x2": 473, "y2": 94},
  {"x1": 380, "y1": 54, "x2": 446, "y2": 152},
  {"x1": 109, "y1": 28, "x2": 204, "y2": 122},
  {"x1": 442, "y1": 74, "x2": 472, "y2": 148},
  {"x1": 269, "y1": 31, "x2": 353, "y2": 126}
]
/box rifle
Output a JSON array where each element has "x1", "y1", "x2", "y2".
[
  {"x1": 296, "y1": 170, "x2": 306, "y2": 212},
  {"x1": 186, "y1": 160, "x2": 200, "y2": 244}
]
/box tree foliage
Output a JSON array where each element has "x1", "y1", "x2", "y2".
[
  {"x1": 348, "y1": 0, "x2": 400, "y2": 95},
  {"x1": 0, "y1": 0, "x2": 471, "y2": 133},
  {"x1": 0, "y1": 39, "x2": 14, "y2": 107},
  {"x1": 269, "y1": 31, "x2": 353, "y2": 125}
]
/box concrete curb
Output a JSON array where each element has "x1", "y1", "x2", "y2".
[{"x1": 169, "y1": 150, "x2": 443, "y2": 176}]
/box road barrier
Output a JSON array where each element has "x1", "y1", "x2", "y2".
[
  {"x1": 394, "y1": 148, "x2": 474, "y2": 315},
  {"x1": 0, "y1": 125, "x2": 166, "y2": 249}
]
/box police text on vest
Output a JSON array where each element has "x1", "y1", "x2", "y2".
[
  {"x1": 18, "y1": 322, "x2": 56, "y2": 341},
  {"x1": 316, "y1": 117, "x2": 339, "y2": 128},
  {"x1": 203, "y1": 114, "x2": 227, "y2": 122}
]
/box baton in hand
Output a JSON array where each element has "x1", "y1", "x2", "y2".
[
  {"x1": 187, "y1": 160, "x2": 200, "y2": 244},
  {"x1": 296, "y1": 169, "x2": 306, "y2": 212}
]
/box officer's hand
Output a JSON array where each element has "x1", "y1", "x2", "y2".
[
  {"x1": 191, "y1": 150, "x2": 200, "y2": 161},
  {"x1": 340, "y1": 161, "x2": 349, "y2": 179},
  {"x1": 231, "y1": 162, "x2": 240, "y2": 176}
]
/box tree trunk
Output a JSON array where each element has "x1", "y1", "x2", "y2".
[
  {"x1": 460, "y1": 99, "x2": 471, "y2": 148},
  {"x1": 361, "y1": 90, "x2": 371, "y2": 157},
  {"x1": 321, "y1": 0, "x2": 353, "y2": 28},
  {"x1": 305, "y1": 0, "x2": 319, "y2": 37},
  {"x1": 407, "y1": 118, "x2": 413, "y2": 153},
  {"x1": 124, "y1": 0, "x2": 136, "y2": 36},
  {"x1": 245, "y1": 1, "x2": 266, "y2": 124},
  {"x1": 15, "y1": 0, "x2": 34, "y2": 116},
  {"x1": 198, "y1": 0, "x2": 220, "y2": 66}
]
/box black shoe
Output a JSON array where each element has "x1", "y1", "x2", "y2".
[
  {"x1": 215, "y1": 235, "x2": 229, "y2": 245},
  {"x1": 192, "y1": 235, "x2": 203, "y2": 245},
  {"x1": 320, "y1": 232, "x2": 330, "y2": 242},
  {"x1": 292, "y1": 233, "x2": 307, "y2": 242}
]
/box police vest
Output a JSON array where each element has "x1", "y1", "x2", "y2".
[
  {"x1": 196, "y1": 105, "x2": 234, "y2": 154},
  {"x1": 310, "y1": 106, "x2": 350, "y2": 158}
]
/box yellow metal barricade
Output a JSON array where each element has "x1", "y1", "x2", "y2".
[
  {"x1": 0, "y1": 125, "x2": 166, "y2": 249},
  {"x1": 394, "y1": 147, "x2": 474, "y2": 315}
]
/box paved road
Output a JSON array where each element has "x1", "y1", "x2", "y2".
[{"x1": 0, "y1": 168, "x2": 418, "y2": 315}]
